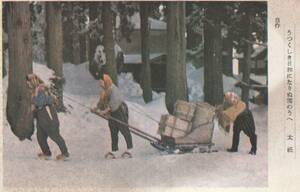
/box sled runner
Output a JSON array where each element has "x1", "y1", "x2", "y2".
[{"x1": 150, "y1": 140, "x2": 217, "y2": 154}]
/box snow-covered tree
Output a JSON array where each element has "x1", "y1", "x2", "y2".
[
  {"x1": 62, "y1": 2, "x2": 88, "y2": 64},
  {"x1": 30, "y1": 2, "x2": 46, "y2": 63},
  {"x1": 226, "y1": 2, "x2": 267, "y2": 105}
]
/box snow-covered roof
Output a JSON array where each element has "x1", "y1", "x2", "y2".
[
  {"x1": 233, "y1": 52, "x2": 244, "y2": 59},
  {"x1": 148, "y1": 18, "x2": 166, "y2": 30},
  {"x1": 128, "y1": 13, "x2": 166, "y2": 30},
  {"x1": 250, "y1": 74, "x2": 267, "y2": 85},
  {"x1": 234, "y1": 73, "x2": 267, "y2": 86},
  {"x1": 233, "y1": 45, "x2": 267, "y2": 59},
  {"x1": 251, "y1": 46, "x2": 267, "y2": 58},
  {"x1": 124, "y1": 53, "x2": 165, "y2": 64}
]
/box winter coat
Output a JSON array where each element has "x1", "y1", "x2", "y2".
[
  {"x1": 33, "y1": 91, "x2": 59, "y2": 129},
  {"x1": 107, "y1": 84, "x2": 124, "y2": 112}
]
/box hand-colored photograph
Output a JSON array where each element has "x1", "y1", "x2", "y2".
[{"x1": 2, "y1": 1, "x2": 267, "y2": 189}]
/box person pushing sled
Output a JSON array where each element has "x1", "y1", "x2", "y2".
[{"x1": 217, "y1": 92, "x2": 257, "y2": 155}]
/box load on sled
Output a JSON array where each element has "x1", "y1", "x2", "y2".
[{"x1": 151, "y1": 100, "x2": 216, "y2": 154}]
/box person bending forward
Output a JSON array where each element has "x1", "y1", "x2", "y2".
[{"x1": 92, "y1": 74, "x2": 133, "y2": 159}]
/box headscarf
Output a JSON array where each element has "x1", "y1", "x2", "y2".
[
  {"x1": 26, "y1": 73, "x2": 44, "y2": 90},
  {"x1": 224, "y1": 91, "x2": 240, "y2": 106}
]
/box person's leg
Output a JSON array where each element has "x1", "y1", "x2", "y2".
[
  {"x1": 47, "y1": 129, "x2": 69, "y2": 157},
  {"x1": 249, "y1": 134, "x2": 257, "y2": 155},
  {"x1": 36, "y1": 125, "x2": 51, "y2": 156},
  {"x1": 104, "y1": 121, "x2": 119, "y2": 159},
  {"x1": 119, "y1": 124, "x2": 133, "y2": 158},
  {"x1": 228, "y1": 120, "x2": 242, "y2": 152},
  {"x1": 108, "y1": 120, "x2": 119, "y2": 152},
  {"x1": 244, "y1": 111, "x2": 257, "y2": 155},
  {"x1": 118, "y1": 105, "x2": 133, "y2": 150},
  {"x1": 119, "y1": 125, "x2": 133, "y2": 150}
]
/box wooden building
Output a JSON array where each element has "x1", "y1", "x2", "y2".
[{"x1": 116, "y1": 13, "x2": 167, "y2": 92}]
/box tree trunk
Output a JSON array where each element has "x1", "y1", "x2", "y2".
[
  {"x1": 222, "y1": 33, "x2": 233, "y2": 76},
  {"x1": 45, "y1": 2, "x2": 65, "y2": 112},
  {"x1": 2, "y1": 5, "x2": 8, "y2": 78},
  {"x1": 72, "y1": 31, "x2": 81, "y2": 64},
  {"x1": 140, "y1": 2, "x2": 152, "y2": 103},
  {"x1": 80, "y1": 34, "x2": 87, "y2": 62},
  {"x1": 70, "y1": 4, "x2": 81, "y2": 65},
  {"x1": 62, "y1": 3, "x2": 73, "y2": 62},
  {"x1": 186, "y1": 3, "x2": 202, "y2": 50},
  {"x1": 89, "y1": 3, "x2": 99, "y2": 71},
  {"x1": 166, "y1": 2, "x2": 188, "y2": 114},
  {"x1": 241, "y1": 12, "x2": 254, "y2": 107},
  {"x1": 2, "y1": 57, "x2": 7, "y2": 77},
  {"x1": 6, "y1": 2, "x2": 34, "y2": 140},
  {"x1": 102, "y1": 2, "x2": 118, "y2": 84},
  {"x1": 46, "y1": 3, "x2": 63, "y2": 76},
  {"x1": 3, "y1": 39, "x2": 7, "y2": 78},
  {"x1": 203, "y1": 5, "x2": 224, "y2": 106},
  {"x1": 186, "y1": 3, "x2": 193, "y2": 50}
]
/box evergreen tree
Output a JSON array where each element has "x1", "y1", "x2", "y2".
[
  {"x1": 140, "y1": 2, "x2": 152, "y2": 103},
  {"x1": 6, "y1": 2, "x2": 34, "y2": 140},
  {"x1": 102, "y1": 2, "x2": 118, "y2": 84},
  {"x1": 45, "y1": 2, "x2": 65, "y2": 112},
  {"x1": 203, "y1": 4, "x2": 224, "y2": 106},
  {"x1": 88, "y1": 2, "x2": 101, "y2": 75},
  {"x1": 165, "y1": 2, "x2": 188, "y2": 114}
]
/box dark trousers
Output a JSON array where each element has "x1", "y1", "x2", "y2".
[
  {"x1": 37, "y1": 124, "x2": 69, "y2": 157},
  {"x1": 231, "y1": 109, "x2": 257, "y2": 152},
  {"x1": 108, "y1": 103, "x2": 133, "y2": 152}
]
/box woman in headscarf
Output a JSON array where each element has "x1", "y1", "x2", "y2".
[
  {"x1": 223, "y1": 92, "x2": 257, "y2": 155},
  {"x1": 92, "y1": 74, "x2": 133, "y2": 159},
  {"x1": 27, "y1": 73, "x2": 69, "y2": 160}
]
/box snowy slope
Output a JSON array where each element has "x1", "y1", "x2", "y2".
[{"x1": 3, "y1": 62, "x2": 267, "y2": 189}]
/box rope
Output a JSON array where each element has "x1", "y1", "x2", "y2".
[
  {"x1": 128, "y1": 102, "x2": 161, "y2": 123},
  {"x1": 64, "y1": 93, "x2": 160, "y2": 123},
  {"x1": 63, "y1": 94, "x2": 91, "y2": 110},
  {"x1": 63, "y1": 93, "x2": 160, "y2": 142}
]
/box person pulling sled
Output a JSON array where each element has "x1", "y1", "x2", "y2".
[{"x1": 91, "y1": 74, "x2": 133, "y2": 159}]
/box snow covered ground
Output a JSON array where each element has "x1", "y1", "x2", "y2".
[{"x1": 2, "y1": 62, "x2": 267, "y2": 189}]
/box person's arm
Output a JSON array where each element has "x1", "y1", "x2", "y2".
[
  {"x1": 91, "y1": 98, "x2": 111, "y2": 117},
  {"x1": 99, "y1": 107, "x2": 111, "y2": 116},
  {"x1": 91, "y1": 107, "x2": 111, "y2": 118},
  {"x1": 92, "y1": 87, "x2": 113, "y2": 115},
  {"x1": 91, "y1": 95, "x2": 107, "y2": 114}
]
